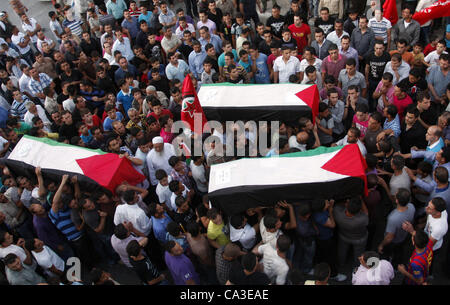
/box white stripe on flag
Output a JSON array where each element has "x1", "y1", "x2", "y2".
[
  {"x1": 208, "y1": 150, "x2": 347, "y2": 193},
  {"x1": 198, "y1": 84, "x2": 310, "y2": 108}
]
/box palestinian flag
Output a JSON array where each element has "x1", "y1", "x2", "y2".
[
  {"x1": 208, "y1": 144, "x2": 367, "y2": 215},
  {"x1": 412, "y1": 0, "x2": 450, "y2": 26},
  {"x1": 5, "y1": 135, "x2": 145, "y2": 193},
  {"x1": 197, "y1": 83, "x2": 319, "y2": 125}
]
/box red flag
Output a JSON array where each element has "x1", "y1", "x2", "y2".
[
  {"x1": 413, "y1": 0, "x2": 450, "y2": 25},
  {"x1": 295, "y1": 84, "x2": 320, "y2": 124},
  {"x1": 383, "y1": 0, "x2": 398, "y2": 25},
  {"x1": 181, "y1": 74, "x2": 209, "y2": 134}
]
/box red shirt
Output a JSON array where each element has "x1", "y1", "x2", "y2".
[
  {"x1": 267, "y1": 54, "x2": 278, "y2": 68},
  {"x1": 423, "y1": 43, "x2": 436, "y2": 56},
  {"x1": 146, "y1": 109, "x2": 173, "y2": 121},
  {"x1": 84, "y1": 114, "x2": 101, "y2": 130},
  {"x1": 129, "y1": 8, "x2": 141, "y2": 18},
  {"x1": 393, "y1": 94, "x2": 413, "y2": 122},
  {"x1": 288, "y1": 23, "x2": 311, "y2": 54}
]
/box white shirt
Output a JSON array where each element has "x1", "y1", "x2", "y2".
[
  {"x1": 19, "y1": 73, "x2": 32, "y2": 95},
  {"x1": 146, "y1": 143, "x2": 176, "y2": 185},
  {"x1": 32, "y1": 246, "x2": 65, "y2": 276},
  {"x1": 114, "y1": 203, "x2": 152, "y2": 236},
  {"x1": 257, "y1": 243, "x2": 289, "y2": 285},
  {"x1": 273, "y1": 55, "x2": 301, "y2": 83},
  {"x1": 425, "y1": 50, "x2": 448, "y2": 69},
  {"x1": 230, "y1": 223, "x2": 256, "y2": 250},
  {"x1": 190, "y1": 163, "x2": 208, "y2": 192},
  {"x1": 175, "y1": 23, "x2": 196, "y2": 39},
  {"x1": 259, "y1": 216, "x2": 282, "y2": 249},
  {"x1": 156, "y1": 181, "x2": 172, "y2": 206},
  {"x1": 37, "y1": 36, "x2": 54, "y2": 53},
  {"x1": 11, "y1": 32, "x2": 31, "y2": 54},
  {"x1": 0, "y1": 244, "x2": 27, "y2": 262},
  {"x1": 103, "y1": 51, "x2": 116, "y2": 65},
  {"x1": 24, "y1": 105, "x2": 51, "y2": 132},
  {"x1": 62, "y1": 98, "x2": 76, "y2": 113},
  {"x1": 22, "y1": 18, "x2": 39, "y2": 43},
  {"x1": 425, "y1": 210, "x2": 448, "y2": 251},
  {"x1": 352, "y1": 259, "x2": 394, "y2": 285},
  {"x1": 299, "y1": 58, "x2": 322, "y2": 73},
  {"x1": 326, "y1": 30, "x2": 349, "y2": 47},
  {"x1": 335, "y1": 136, "x2": 367, "y2": 156},
  {"x1": 169, "y1": 184, "x2": 188, "y2": 211},
  {"x1": 288, "y1": 135, "x2": 307, "y2": 151},
  {"x1": 112, "y1": 37, "x2": 134, "y2": 61}
]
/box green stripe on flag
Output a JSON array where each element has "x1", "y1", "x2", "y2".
[
  {"x1": 277, "y1": 145, "x2": 343, "y2": 158},
  {"x1": 22, "y1": 135, "x2": 107, "y2": 154}
]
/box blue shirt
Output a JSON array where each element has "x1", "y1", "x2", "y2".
[
  {"x1": 198, "y1": 34, "x2": 223, "y2": 54},
  {"x1": 49, "y1": 206, "x2": 82, "y2": 241},
  {"x1": 313, "y1": 211, "x2": 334, "y2": 240},
  {"x1": 188, "y1": 49, "x2": 207, "y2": 79},
  {"x1": 121, "y1": 17, "x2": 140, "y2": 39},
  {"x1": 117, "y1": 87, "x2": 134, "y2": 117},
  {"x1": 151, "y1": 213, "x2": 172, "y2": 242},
  {"x1": 103, "y1": 112, "x2": 124, "y2": 131},
  {"x1": 251, "y1": 53, "x2": 270, "y2": 84},
  {"x1": 114, "y1": 63, "x2": 139, "y2": 81},
  {"x1": 218, "y1": 49, "x2": 238, "y2": 67},
  {"x1": 383, "y1": 114, "x2": 401, "y2": 138},
  {"x1": 106, "y1": 0, "x2": 127, "y2": 19},
  {"x1": 138, "y1": 12, "x2": 153, "y2": 24},
  {"x1": 165, "y1": 59, "x2": 190, "y2": 82}
]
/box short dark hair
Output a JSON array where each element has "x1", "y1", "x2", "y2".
[
  {"x1": 126, "y1": 239, "x2": 141, "y2": 257},
  {"x1": 431, "y1": 197, "x2": 446, "y2": 212},
  {"x1": 241, "y1": 252, "x2": 257, "y2": 272},
  {"x1": 276, "y1": 235, "x2": 291, "y2": 253},
  {"x1": 347, "y1": 198, "x2": 362, "y2": 214},
  {"x1": 114, "y1": 223, "x2": 128, "y2": 239},
  {"x1": 314, "y1": 262, "x2": 330, "y2": 281},
  {"x1": 263, "y1": 214, "x2": 278, "y2": 229},
  {"x1": 414, "y1": 230, "x2": 429, "y2": 248},
  {"x1": 396, "y1": 188, "x2": 410, "y2": 207},
  {"x1": 435, "y1": 167, "x2": 449, "y2": 184}
]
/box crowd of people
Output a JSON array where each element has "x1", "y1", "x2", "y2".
[{"x1": 0, "y1": 0, "x2": 449, "y2": 286}]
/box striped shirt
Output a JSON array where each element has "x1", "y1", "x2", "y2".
[
  {"x1": 406, "y1": 239, "x2": 433, "y2": 285},
  {"x1": 368, "y1": 17, "x2": 392, "y2": 44},
  {"x1": 10, "y1": 96, "x2": 29, "y2": 120},
  {"x1": 49, "y1": 206, "x2": 82, "y2": 242},
  {"x1": 28, "y1": 73, "x2": 52, "y2": 98},
  {"x1": 62, "y1": 18, "x2": 83, "y2": 38}
]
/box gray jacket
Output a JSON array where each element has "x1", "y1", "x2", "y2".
[
  {"x1": 393, "y1": 18, "x2": 421, "y2": 47},
  {"x1": 311, "y1": 39, "x2": 332, "y2": 60}
]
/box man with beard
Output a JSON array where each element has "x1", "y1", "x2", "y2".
[{"x1": 146, "y1": 136, "x2": 176, "y2": 186}]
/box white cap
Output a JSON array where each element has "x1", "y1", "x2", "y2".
[{"x1": 152, "y1": 136, "x2": 164, "y2": 144}]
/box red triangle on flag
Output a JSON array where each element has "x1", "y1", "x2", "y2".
[
  {"x1": 321, "y1": 144, "x2": 368, "y2": 196},
  {"x1": 76, "y1": 153, "x2": 145, "y2": 194},
  {"x1": 295, "y1": 84, "x2": 320, "y2": 124}
]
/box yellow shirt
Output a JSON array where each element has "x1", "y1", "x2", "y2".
[{"x1": 207, "y1": 221, "x2": 230, "y2": 246}]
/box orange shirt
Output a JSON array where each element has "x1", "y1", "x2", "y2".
[{"x1": 389, "y1": 50, "x2": 414, "y2": 66}]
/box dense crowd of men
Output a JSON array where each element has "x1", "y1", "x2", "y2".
[{"x1": 0, "y1": 0, "x2": 449, "y2": 286}]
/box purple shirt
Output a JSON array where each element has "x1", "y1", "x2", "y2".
[
  {"x1": 164, "y1": 251, "x2": 200, "y2": 285},
  {"x1": 321, "y1": 54, "x2": 347, "y2": 81},
  {"x1": 33, "y1": 215, "x2": 66, "y2": 251}
]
